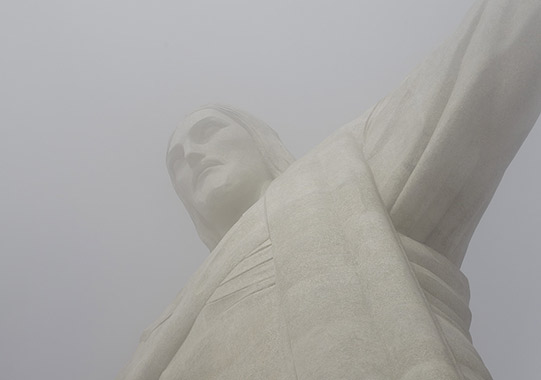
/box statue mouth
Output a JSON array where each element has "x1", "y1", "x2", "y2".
[{"x1": 193, "y1": 160, "x2": 221, "y2": 187}]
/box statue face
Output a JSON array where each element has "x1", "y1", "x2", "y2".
[{"x1": 168, "y1": 109, "x2": 273, "y2": 232}]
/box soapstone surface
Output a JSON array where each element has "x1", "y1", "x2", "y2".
[{"x1": 116, "y1": 1, "x2": 541, "y2": 379}]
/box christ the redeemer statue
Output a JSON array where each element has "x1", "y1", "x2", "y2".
[{"x1": 118, "y1": 1, "x2": 541, "y2": 379}]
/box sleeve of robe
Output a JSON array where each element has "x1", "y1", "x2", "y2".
[{"x1": 351, "y1": 0, "x2": 541, "y2": 266}]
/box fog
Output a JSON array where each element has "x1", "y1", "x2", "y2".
[{"x1": 1, "y1": 1, "x2": 539, "y2": 379}]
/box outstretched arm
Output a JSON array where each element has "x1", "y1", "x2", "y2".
[{"x1": 350, "y1": 0, "x2": 541, "y2": 264}]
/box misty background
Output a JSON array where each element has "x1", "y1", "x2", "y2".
[{"x1": 1, "y1": 1, "x2": 540, "y2": 379}]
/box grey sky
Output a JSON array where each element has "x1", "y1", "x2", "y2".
[{"x1": 1, "y1": 1, "x2": 539, "y2": 379}]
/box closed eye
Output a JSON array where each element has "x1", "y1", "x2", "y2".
[{"x1": 167, "y1": 144, "x2": 185, "y2": 171}]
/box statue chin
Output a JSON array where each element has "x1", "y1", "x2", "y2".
[{"x1": 193, "y1": 174, "x2": 264, "y2": 234}]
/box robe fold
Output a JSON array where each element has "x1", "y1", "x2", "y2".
[{"x1": 118, "y1": 0, "x2": 541, "y2": 379}]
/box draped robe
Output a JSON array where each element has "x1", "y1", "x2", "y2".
[{"x1": 118, "y1": 1, "x2": 541, "y2": 379}]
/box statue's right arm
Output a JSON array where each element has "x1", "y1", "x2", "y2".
[
  {"x1": 351, "y1": 0, "x2": 541, "y2": 219},
  {"x1": 358, "y1": 0, "x2": 541, "y2": 154},
  {"x1": 341, "y1": 0, "x2": 541, "y2": 264}
]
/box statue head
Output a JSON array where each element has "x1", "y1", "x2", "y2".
[{"x1": 167, "y1": 104, "x2": 294, "y2": 250}]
